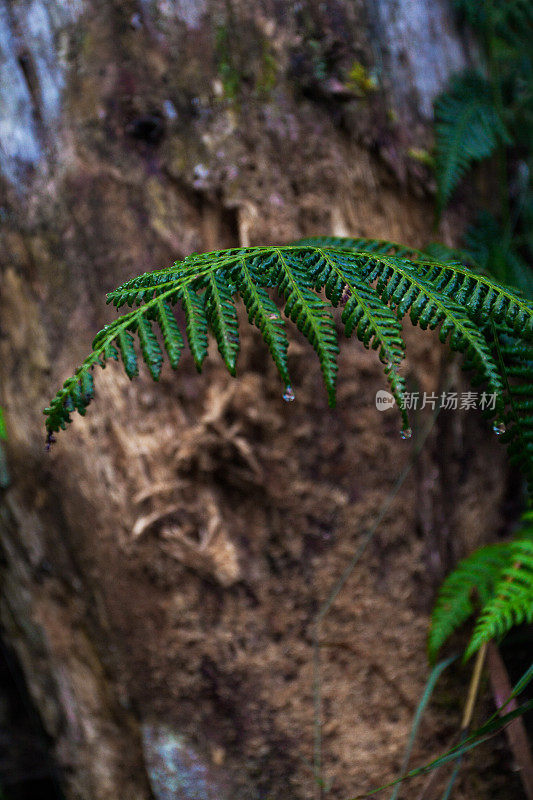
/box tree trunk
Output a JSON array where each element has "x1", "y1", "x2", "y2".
[{"x1": 0, "y1": 2, "x2": 518, "y2": 799}]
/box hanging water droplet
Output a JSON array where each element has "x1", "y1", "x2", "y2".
[
  {"x1": 269, "y1": 313, "x2": 279, "y2": 320},
  {"x1": 493, "y1": 420, "x2": 506, "y2": 435},
  {"x1": 400, "y1": 427, "x2": 412, "y2": 440},
  {"x1": 283, "y1": 385, "x2": 295, "y2": 402}
]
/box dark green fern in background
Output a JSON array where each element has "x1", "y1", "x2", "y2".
[{"x1": 434, "y1": 0, "x2": 533, "y2": 295}]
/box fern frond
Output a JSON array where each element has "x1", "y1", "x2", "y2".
[
  {"x1": 434, "y1": 73, "x2": 511, "y2": 214},
  {"x1": 493, "y1": 0, "x2": 533, "y2": 53},
  {"x1": 464, "y1": 211, "x2": 533, "y2": 296},
  {"x1": 467, "y1": 514, "x2": 533, "y2": 657},
  {"x1": 430, "y1": 513, "x2": 533, "y2": 662},
  {"x1": 44, "y1": 243, "x2": 533, "y2": 446},
  {"x1": 428, "y1": 543, "x2": 512, "y2": 663}
]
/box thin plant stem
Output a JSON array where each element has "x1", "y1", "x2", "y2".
[
  {"x1": 436, "y1": 642, "x2": 488, "y2": 799},
  {"x1": 390, "y1": 656, "x2": 457, "y2": 800},
  {"x1": 462, "y1": 642, "x2": 488, "y2": 731}
]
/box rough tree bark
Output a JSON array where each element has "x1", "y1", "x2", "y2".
[{"x1": 0, "y1": 2, "x2": 519, "y2": 799}]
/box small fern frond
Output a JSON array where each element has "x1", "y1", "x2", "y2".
[
  {"x1": 467, "y1": 513, "x2": 533, "y2": 658},
  {"x1": 464, "y1": 211, "x2": 533, "y2": 296},
  {"x1": 428, "y1": 543, "x2": 512, "y2": 663},
  {"x1": 493, "y1": 0, "x2": 533, "y2": 53},
  {"x1": 434, "y1": 73, "x2": 511, "y2": 214}
]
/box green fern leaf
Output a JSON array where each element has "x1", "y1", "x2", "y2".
[
  {"x1": 272, "y1": 248, "x2": 340, "y2": 405},
  {"x1": 467, "y1": 514, "x2": 533, "y2": 657},
  {"x1": 204, "y1": 271, "x2": 240, "y2": 375},
  {"x1": 464, "y1": 211, "x2": 533, "y2": 296},
  {"x1": 434, "y1": 73, "x2": 511, "y2": 214},
  {"x1": 117, "y1": 330, "x2": 138, "y2": 379},
  {"x1": 44, "y1": 242, "x2": 533, "y2": 450},
  {"x1": 428, "y1": 543, "x2": 512, "y2": 662},
  {"x1": 153, "y1": 299, "x2": 184, "y2": 369},
  {"x1": 298, "y1": 238, "x2": 533, "y2": 338},
  {"x1": 232, "y1": 253, "x2": 291, "y2": 387},
  {"x1": 493, "y1": 0, "x2": 533, "y2": 52},
  {"x1": 181, "y1": 285, "x2": 208, "y2": 371},
  {"x1": 136, "y1": 317, "x2": 163, "y2": 381},
  {"x1": 304, "y1": 247, "x2": 409, "y2": 424}
]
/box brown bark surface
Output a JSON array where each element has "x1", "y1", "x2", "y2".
[{"x1": 0, "y1": 2, "x2": 523, "y2": 798}]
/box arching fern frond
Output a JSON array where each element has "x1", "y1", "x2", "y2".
[
  {"x1": 429, "y1": 512, "x2": 533, "y2": 662},
  {"x1": 467, "y1": 513, "x2": 533, "y2": 658},
  {"x1": 45, "y1": 242, "x2": 533, "y2": 445},
  {"x1": 434, "y1": 73, "x2": 511, "y2": 215},
  {"x1": 428, "y1": 543, "x2": 512, "y2": 663}
]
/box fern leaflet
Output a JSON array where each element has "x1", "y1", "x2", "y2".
[
  {"x1": 429, "y1": 512, "x2": 533, "y2": 661},
  {"x1": 467, "y1": 514, "x2": 533, "y2": 657},
  {"x1": 434, "y1": 73, "x2": 511, "y2": 215},
  {"x1": 428, "y1": 543, "x2": 512, "y2": 662}
]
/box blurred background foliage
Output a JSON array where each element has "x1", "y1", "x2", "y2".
[{"x1": 434, "y1": 0, "x2": 533, "y2": 295}]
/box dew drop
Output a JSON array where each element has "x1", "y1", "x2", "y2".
[
  {"x1": 269, "y1": 313, "x2": 279, "y2": 320},
  {"x1": 493, "y1": 420, "x2": 506, "y2": 435},
  {"x1": 283, "y1": 385, "x2": 295, "y2": 402},
  {"x1": 400, "y1": 427, "x2": 412, "y2": 440}
]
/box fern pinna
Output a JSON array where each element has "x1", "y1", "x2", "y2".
[
  {"x1": 45, "y1": 237, "x2": 533, "y2": 658},
  {"x1": 429, "y1": 512, "x2": 533, "y2": 662}
]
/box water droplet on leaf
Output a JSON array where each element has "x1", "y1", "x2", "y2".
[
  {"x1": 269, "y1": 313, "x2": 278, "y2": 320},
  {"x1": 400, "y1": 427, "x2": 412, "y2": 440},
  {"x1": 493, "y1": 420, "x2": 506, "y2": 435},
  {"x1": 283, "y1": 386, "x2": 295, "y2": 402}
]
